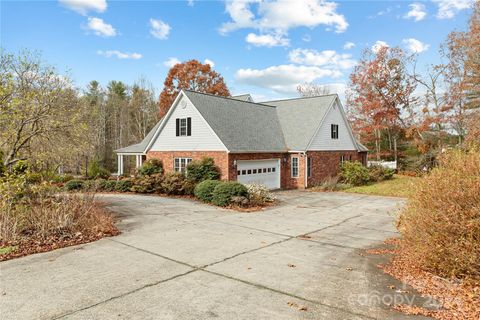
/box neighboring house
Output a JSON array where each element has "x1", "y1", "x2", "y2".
[{"x1": 115, "y1": 90, "x2": 368, "y2": 189}]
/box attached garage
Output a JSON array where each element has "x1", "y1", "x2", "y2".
[{"x1": 236, "y1": 159, "x2": 281, "y2": 190}]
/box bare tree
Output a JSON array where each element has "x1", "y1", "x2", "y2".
[{"x1": 297, "y1": 83, "x2": 332, "y2": 97}]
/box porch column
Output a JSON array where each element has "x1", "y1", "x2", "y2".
[
  {"x1": 117, "y1": 154, "x2": 124, "y2": 175},
  {"x1": 137, "y1": 155, "x2": 143, "y2": 168}
]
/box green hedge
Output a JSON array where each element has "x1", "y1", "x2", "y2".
[
  {"x1": 137, "y1": 159, "x2": 163, "y2": 177},
  {"x1": 211, "y1": 181, "x2": 248, "y2": 207},
  {"x1": 340, "y1": 161, "x2": 370, "y2": 186},
  {"x1": 194, "y1": 180, "x2": 222, "y2": 202},
  {"x1": 65, "y1": 179, "x2": 84, "y2": 191},
  {"x1": 186, "y1": 157, "x2": 220, "y2": 182}
]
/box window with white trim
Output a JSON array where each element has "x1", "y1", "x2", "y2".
[
  {"x1": 340, "y1": 155, "x2": 345, "y2": 164},
  {"x1": 291, "y1": 157, "x2": 299, "y2": 178},
  {"x1": 174, "y1": 158, "x2": 192, "y2": 173},
  {"x1": 331, "y1": 124, "x2": 339, "y2": 139}
]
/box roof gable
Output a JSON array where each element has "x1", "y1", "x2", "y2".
[
  {"x1": 263, "y1": 95, "x2": 337, "y2": 151},
  {"x1": 183, "y1": 90, "x2": 286, "y2": 152}
]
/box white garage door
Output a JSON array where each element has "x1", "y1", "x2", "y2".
[{"x1": 236, "y1": 159, "x2": 280, "y2": 190}]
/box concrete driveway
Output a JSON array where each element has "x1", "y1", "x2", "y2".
[{"x1": 0, "y1": 191, "x2": 432, "y2": 320}]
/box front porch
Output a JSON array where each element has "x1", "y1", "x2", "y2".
[{"x1": 116, "y1": 153, "x2": 146, "y2": 176}]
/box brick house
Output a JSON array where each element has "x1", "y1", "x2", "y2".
[{"x1": 115, "y1": 90, "x2": 368, "y2": 189}]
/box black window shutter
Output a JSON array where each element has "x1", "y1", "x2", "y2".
[
  {"x1": 331, "y1": 124, "x2": 334, "y2": 139},
  {"x1": 187, "y1": 117, "x2": 191, "y2": 136},
  {"x1": 175, "y1": 118, "x2": 180, "y2": 136}
]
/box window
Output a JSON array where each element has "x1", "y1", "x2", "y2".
[
  {"x1": 291, "y1": 157, "x2": 299, "y2": 178},
  {"x1": 331, "y1": 124, "x2": 339, "y2": 139},
  {"x1": 272, "y1": 167, "x2": 276, "y2": 172},
  {"x1": 174, "y1": 158, "x2": 192, "y2": 173},
  {"x1": 307, "y1": 157, "x2": 312, "y2": 178},
  {"x1": 176, "y1": 117, "x2": 191, "y2": 136},
  {"x1": 340, "y1": 155, "x2": 345, "y2": 164},
  {"x1": 253, "y1": 169, "x2": 257, "y2": 174},
  {"x1": 237, "y1": 170, "x2": 241, "y2": 175}
]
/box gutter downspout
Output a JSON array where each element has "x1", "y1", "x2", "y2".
[{"x1": 303, "y1": 151, "x2": 308, "y2": 189}]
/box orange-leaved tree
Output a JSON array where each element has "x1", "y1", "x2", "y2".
[
  {"x1": 158, "y1": 59, "x2": 230, "y2": 118},
  {"x1": 347, "y1": 46, "x2": 416, "y2": 160}
]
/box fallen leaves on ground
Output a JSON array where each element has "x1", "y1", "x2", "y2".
[
  {"x1": 0, "y1": 226, "x2": 119, "y2": 261},
  {"x1": 287, "y1": 263, "x2": 296, "y2": 268},
  {"x1": 377, "y1": 238, "x2": 480, "y2": 320},
  {"x1": 287, "y1": 301, "x2": 308, "y2": 311}
]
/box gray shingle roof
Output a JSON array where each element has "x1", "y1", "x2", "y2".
[
  {"x1": 115, "y1": 119, "x2": 162, "y2": 154},
  {"x1": 183, "y1": 90, "x2": 287, "y2": 152},
  {"x1": 262, "y1": 95, "x2": 337, "y2": 151},
  {"x1": 231, "y1": 94, "x2": 253, "y2": 102}
]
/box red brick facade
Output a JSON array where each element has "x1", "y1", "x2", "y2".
[{"x1": 147, "y1": 150, "x2": 367, "y2": 189}]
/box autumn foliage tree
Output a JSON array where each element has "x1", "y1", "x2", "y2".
[
  {"x1": 347, "y1": 46, "x2": 416, "y2": 160},
  {"x1": 158, "y1": 60, "x2": 230, "y2": 118}
]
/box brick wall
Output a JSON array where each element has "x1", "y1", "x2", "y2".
[
  {"x1": 147, "y1": 151, "x2": 229, "y2": 179},
  {"x1": 306, "y1": 150, "x2": 364, "y2": 187},
  {"x1": 147, "y1": 150, "x2": 366, "y2": 189}
]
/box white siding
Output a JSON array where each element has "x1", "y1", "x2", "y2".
[
  {"x1": 308, "y1": 101, "x2": 357, "y2": 151},
  {"x1": 150, "y1": 95, "x2": 227, "y2": 151}
]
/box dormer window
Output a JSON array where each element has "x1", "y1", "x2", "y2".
[
  {"x1": 176, "y1": 117, "x2": 191, "y2": 136},
  {"x1": 331, "y1": 124, "x2": 339, "y2": 139}
]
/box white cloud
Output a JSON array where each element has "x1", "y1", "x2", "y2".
[
  {"x1": 85, "y1": 17, "x2": 116, "y2": 37},
  {"x1": 343, "y1": 41, "x2": 355, "y2": 50},
  {"x1": 433, "y1": 0, "x2": 473, "y2": 19},
  {"x1": 403, "y1": 38, "x2": 430, "y2": 53},
  {"x1": 404, "y1": 3, "x2": 427, "y2": 21},
  {"x1": 204, "y1": 59, "x2": 215, "y2": 67},
  {"x1": 59, "y1": 0, "x2": 107, "y2": 15},
  {"x1": 288, "y1": 48, "x2": 356, "y2": 69},
  {"x1": 97, "y1": 50, "x2": 142, "y2": 60},
  {"x1": 187, "y1": 0, "x2": 194, "y2": 6},
  {"x1": 220, "y1": 0, "x2": 348, "y2": 35},
  {"x1": 163, "y1": 57, "x2": 181, "y2": 68},
  {"x1": 235, "y1": 64, "x2": 342, "y2": 94},
  {"x1": 246, "y1": 33, "x2": 290, "y2": 47},
  {"x1": 372, "y1": 40, "x2": 389, "y2": 54},
  {"x1": 150, "y1": 19, "x2": 171, "y2": 40}
]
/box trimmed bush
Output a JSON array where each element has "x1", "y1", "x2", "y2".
[
  {"x1": 186, "y1": 158, "x2": 220, "y2": 182},
  {"x1": 161, "y1": 172, "x2": 186, "y2": 195},
  {"x1": 340, "y1": 161, "x2": 370, "y2": 186},
  {"x1": 131, "y1": 173, "x2": 164, "y2": 193},
  {"x1": 137, "y1": 159, "x2": 163, "y2": 177},
  {"x1": 102, "y1": 180, "x2": 118, "y2": 192},
  {"x1": 211, "y1": 181, "x2": 248, "y2": 207},
  {"x1": 182, "y1": 179, "x2": 196, "y2": 196},
  {"x1": 313, "y1": 176, "x2": 352, "y2": 191},
  {"x1": 397, "y1": 148, "x2": 480, "y2": 279},
  {"x1": 246, "y1": 184, "x2": 276, "y2": 206},
  {"x1": 368, "y1": 165, "x2": 394, "y2": 182},
  {"x1": 88, "y1": 160, "x2": 110, "y2": 179},
  {"x1": 194, "y1": 180, "x2": 221, "y2": 202},
  {"x1": 115, "y1": 179, "x2": 133, "y2": 192},
  {"x1": 64, "y1": 179, "x2": 84, "y2": 191}
]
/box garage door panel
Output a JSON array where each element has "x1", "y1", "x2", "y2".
[{"x1": 236, "y1": 159, "x2": 280, "y2": 190}]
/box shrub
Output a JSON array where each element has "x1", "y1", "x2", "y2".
[
  {"x1": 211, "y1": 181, "x2": 248, "y2": 207},
  {"x1": 182, "y1": 179, "x2": 196, "y2": 196},
  {"x1": 0, "y1": 151, "x2": 5, "y2": 176},
  {"x1": 82, "y1": 179, "x2": 99, "y2": 191},
  {"x1": 137, "y1": 159, "x2": 163, "y2": 177},
  {"x1": 245, "y1": 184, "x2": 276, "y2": 206},
  {"x1": 368, "y1": 165, "x2": 394, "y2": 182},
  {"x1": 102, "y1": 180, "x2": 118, "y2": 192},
  {"x1": 194, "y1": 180, "x2": 221, "y2": 202},
  {"x1": 186, "y1": 158, "x2": 220, "y2": 182},
  {"x1": 397, "y1": 148, "x2": 480, "y2": 279},
  {"x1": 53, "y1": 174, "x2": 74, "y2": 183},
  {"x1": 88, "y1": 160, "x2": 110, "y2": 179},
  {"x1": 131, "y1": 174, "x2": 164, "y2": 193},
  {"x1": 115, "y1": 179, "x2": 133, "y2": 192},
  {"x1": 25, "y1": 172, "x2": 43, "y2": 184},
  {"x1": 314, "y1": 176, "x2": 351, "y2": 192},
  {"x1": 12, "y1": 160, "x2": 29, "y2": 175},
  {"x1": 64, "y1": 179, "x2": 84, "y2": 191},
  {"x1": 161, "y1": 172, "x2": 187, "y2": 195},
  {"x1": 0, "y1": 178, "x2": 117, "y2": 245},
  {"x1": 340, "y1": 161, "x2": 370, "y2": 186}
]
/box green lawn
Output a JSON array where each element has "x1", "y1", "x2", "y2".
[{"x1": 344, "y1": 174, "x2": 420, "y2": 198}]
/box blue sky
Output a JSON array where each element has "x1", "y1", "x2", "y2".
[{"x1": 1, "y1": 0, "x2": 474, "y2": 101}]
